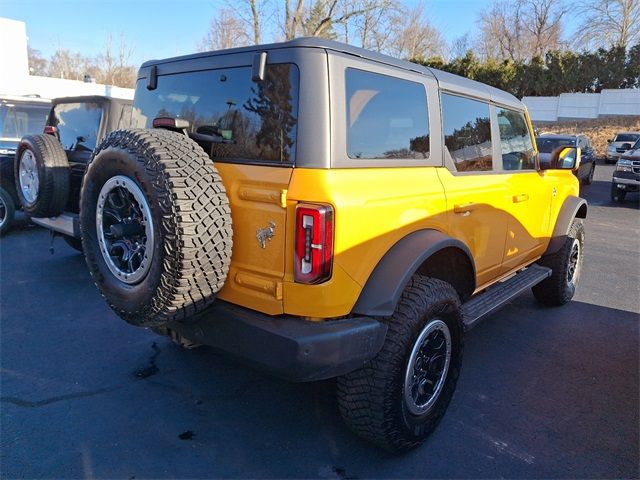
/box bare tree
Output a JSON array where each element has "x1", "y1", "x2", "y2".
[
  {"x1": 478, "y1": 0, "x2": 567, "y2": 60},
  {"x1": 199, "y1": 9, "x2": 251, "y2": 51},
  {"x1": 575, "y1": 0, "x2": 640, "y2": 49},
  {"x1": 450, "y1": 33, "x2": 472, "y2": 60},
  {"x1": 96, "y1": 34, "x2": 137, "y2": 87},
  {"x1": 523, "y1": 0, "x2": 567, "y2": 57},
  {"x1": 27, "y1": 47, "x2": 48, "y2": 76},
  {"x1": 47, "y1": 47, "x2": 92, "y2": 81},
  {"x1": 351, "y1": 0, "x2": 400, "y2": 51},
  {"x1": 284, "y1": 0, "x2": 306, "y2": 39},
  {"x1": 387, "y1": 1, "x2": 445, "y2": 60}
]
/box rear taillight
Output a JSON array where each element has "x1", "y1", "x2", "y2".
[
  {"x1": 44, "y1": 126, "x2": 57, "y2": 136},
  {"x1": 294, "y1": 203, "x2": 334, "y2": 284}
]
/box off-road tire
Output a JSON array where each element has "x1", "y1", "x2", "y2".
[
  {"x1": 337, "y1": 276, "x2": 463, "y2": 453},
  {"x1": 533, "y1": 220, "x2": 584, "y2": 306},
  {"x1": 62, "y1": 235, "x2": 83, "y2": 252},
  {"x1": 80, "y1": 128, "x2": 233, "y2": 327},
  {"x1": 0, "y1": 186, "x2": 16, "y2": 236},
  {"x1": 611, "y1": 184, "x2": 626, "y2": 202},
  {"x1": 15, "y1": 134, "x2": 69, "y2": 217}
]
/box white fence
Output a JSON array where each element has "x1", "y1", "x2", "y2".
[{"x1": 523, "y1": 89, "x2": 640, "y2": 122}]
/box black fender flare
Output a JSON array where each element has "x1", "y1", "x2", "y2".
[
  {"x1": 545, "y1": 196, "x2": 587, "y2": 256},
  {"x1": 352, "y1": 229, "x2": 475, "y2": 317}
]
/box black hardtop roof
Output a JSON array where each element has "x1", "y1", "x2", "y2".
[
  {"x1": 139, "y1": 37, "x2": 522, "y2": 109},
  {"x1": 52, "y1": 95, "x2": 132, "y2": 106}
]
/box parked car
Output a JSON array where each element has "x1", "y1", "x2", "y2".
[
  {"x1": 15, "y1": 95, "x2": 132, "y2": 249},
  {"x1": 536, "y1": 133, "x2": 596, "y2": 185},
  {"x1": 611, "y1": 137, "x2": 640, "y2": 202},
  {"x1": 0, "y1": 95, "x2": 50, "y2": 235},
  {"x1": 606, "y1": 132, "x2": 640, "y2": 164},
  {"x1": 18, "y1": 38, "x2": 587, "y2": 452}
]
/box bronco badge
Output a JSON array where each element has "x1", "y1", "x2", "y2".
[{"x1": 256, "y1": 221, "x2": 276, "y2": 249}]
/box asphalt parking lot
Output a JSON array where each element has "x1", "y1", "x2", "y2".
[{"x1": 1, "y1": 162, "x2": 638, "y2": 479}]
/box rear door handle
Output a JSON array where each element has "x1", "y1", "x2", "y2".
[
  {"x1": 453, "y1": 203, "x2": 478, "y2": 215},
  {"x1": 512, "y1": 194, "x2": 529, "y2": 203}
]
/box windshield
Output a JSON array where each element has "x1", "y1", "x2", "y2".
[
  {"x1": 0, "y1": 103, "x2": 50, "y2": 142},
  {"x1": 535, "y1": 137, "x2": 575, "y2": 154},
  {"x1": 613, "y1": 133, "x2": 640, "y2": 143}
]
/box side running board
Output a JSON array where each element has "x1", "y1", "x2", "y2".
[{"x1": 462, "y1": 264, "x2": 552, "y2": 330}]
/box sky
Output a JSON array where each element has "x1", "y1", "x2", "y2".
[{"x1": 0, "y1": 0, "x2": 579, "y2": 66}]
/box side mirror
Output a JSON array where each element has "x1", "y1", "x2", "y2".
[
  {"x1": 607, "y1": 139, "x2": 612, "y2": 143},
  {"x1": 621, "y1": 142, "x2": 632, "y2": 150},
  {"x1": 548, "y1": 146, "x2": 581, "y2": 170}
]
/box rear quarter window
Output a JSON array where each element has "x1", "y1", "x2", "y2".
[
  {"x1": 0, "y1": 103, "x2": 49, "y2": 140},
  {"x1": 131, "y1": 64, "x2": 299, "y2": 164},
  {"x1": 52, "y1": 102, "x2": 102, "y2": 152},
  {"x1": 345, "y1": 69, "x2": 429, "y2": 160}
]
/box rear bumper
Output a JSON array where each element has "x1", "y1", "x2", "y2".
[{"x1": 167, "y1": 301, "x2": 388, "y2": 382}]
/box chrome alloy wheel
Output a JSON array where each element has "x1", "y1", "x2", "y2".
[
  {"x1": 18, "y1": 150, "x2": 39, "y2": 205},
  {"x1": 567, "y1": 238, "x2": 581, "y2": 286},
  {"x1": 404, "y1": 319, "x2": 452, "y2": 415},
  {"x1": 96, "y1": 176, "x2": 154, "y2": 285}
]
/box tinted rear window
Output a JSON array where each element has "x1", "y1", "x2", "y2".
[
  {"x1": 52, "y1": 102, "x2": 103, "y2": 152},
  {"x1": 614, "y1": 133, "x2": 639, "y2": 143},
  {"x1": 0, "y1": 103, "x2": 49, "y2": 140},
  {"x1": 131, "y1": 64, "x2": 299, "y2": 164},
  {"x1": 345, "y1": 69, "x2": 429, "y2": 159},
  {"x1": 535, "y1": 137, "x2": 575, "y2": 153}
]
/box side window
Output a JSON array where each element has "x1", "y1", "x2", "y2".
[
  {"x1": 52, "y1": 102, "x2": 103, "y2": 152},
  {"x1": 345, "y1": 68, "x2": 429, "y2": 159},
  {"x1": 441, "y1": 94, "x2": 492, "y2": 172},
  {"x1": 132, "y1": 64, "x2": 300, "y2": 164},
  {"x1": 496, "y1": 107, "x2": 536, "y2": 171}
]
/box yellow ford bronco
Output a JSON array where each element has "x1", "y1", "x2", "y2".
[{"x1": 55, "y1": 39, "x2": 586, "y2": 451}]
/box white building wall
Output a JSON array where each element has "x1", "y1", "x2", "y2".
[
  {"x1": 599, "y1": 89, "x2": 640, "y2": 116},
  {"x1": 0, "y1": 18, "x2": 29, "y2": 95},
  {"x1": 0, "y1": 17, "x2": 133, "y2": 101},
  {"x1": 524, "y1": 90, "x2": 640, "y2": 122},
  {"x1": 557, "y1": 93, "x2": 600, "y2": 119},
  {"x1": 522, "y1": 97, "x2": 559, "y2": 122}
]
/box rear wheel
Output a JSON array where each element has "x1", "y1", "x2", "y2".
[
  {"x1": 80, "y1": 128, "x2": 233, "y2": 327},
  {"x1": 0, "y1": 186, "x2": 16, "y2": 236},
  {"x1": 611, "y1": 184, "x2": 626, "y2": 202},
  {"x1": 533, "y1": 220, "x2": 584, "y2": 306},
  {"x1": 582, "y1": 164, "x2": 595, "y2": 185},
  {"x1": 337, "y1": 276, "x2": 463, "y2": 452},
  {"x1": 15, "y1": 134, "x2": 69, "y2": 217}
]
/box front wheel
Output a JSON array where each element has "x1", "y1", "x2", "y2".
[
  {"x1": 611, "y1": 184, "x2": 626, "y2": 203},
  {"x1": 337, "y1": 276, "x2": 463, "y2": 452},
  {"x1": 533, "y1": 220, "x2": 584, "y2": 306},
  {"x1": 582, "y1": 164, "x2": 595, "y2": 185}
]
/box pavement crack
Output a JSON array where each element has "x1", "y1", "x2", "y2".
[{"x1": 0, "y1": 386, "x2": 122, "y2": 408}]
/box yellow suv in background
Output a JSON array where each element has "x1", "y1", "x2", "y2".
[{"x1": 20, "y1": 38, "x2": 586, "y2": 452}]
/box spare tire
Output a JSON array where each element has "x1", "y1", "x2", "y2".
[
  {"x1": 80, "y1": 129, "x2": 233, "y2": 327},
  {"x1": 15, "y1": 134, "x2": 69, "y2": 217}
]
